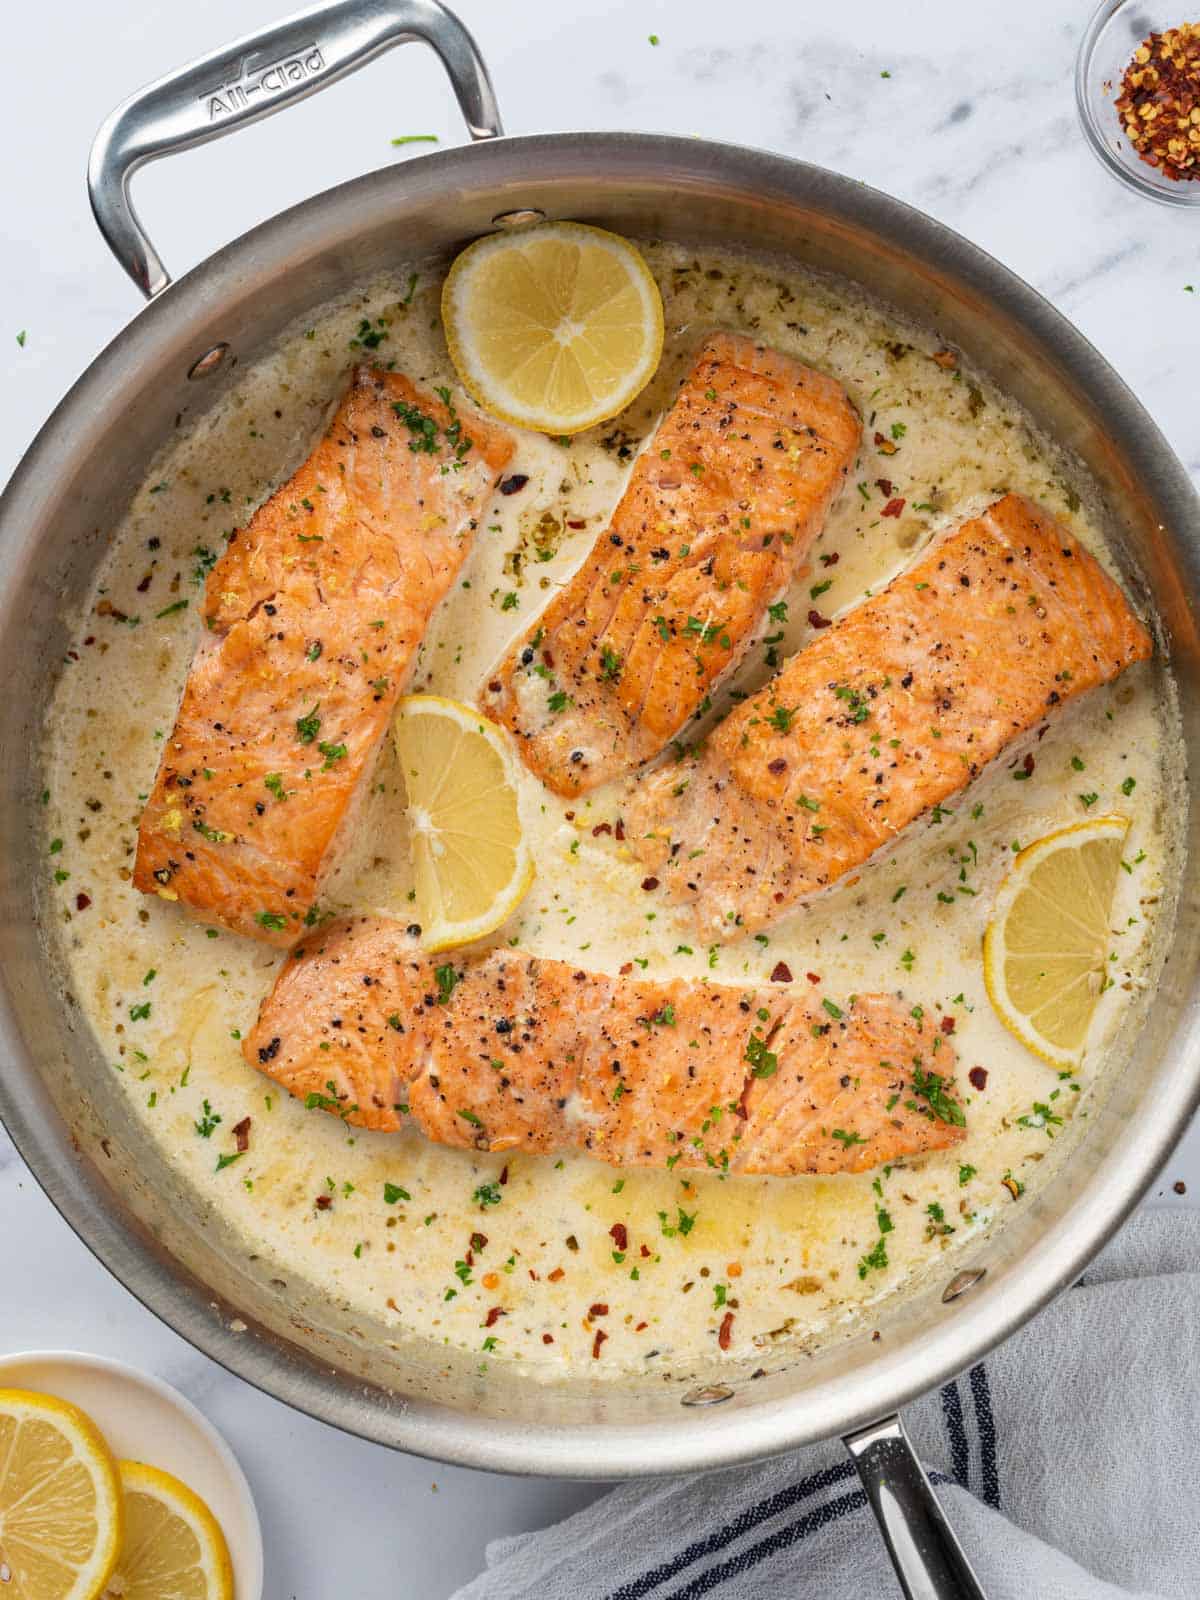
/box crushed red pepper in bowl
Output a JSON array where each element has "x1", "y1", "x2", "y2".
[{"x1": 1115, "y1": 22, "x2": 1200, "y2": 181}]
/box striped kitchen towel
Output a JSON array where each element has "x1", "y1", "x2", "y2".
[{"x1": 452, "y1": 1207, "x2": 1199, "y2": 1599}]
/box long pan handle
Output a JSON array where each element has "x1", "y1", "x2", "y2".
[
  {"x1": 88, "y1": 0, "x2": 501, "y2": 299},
  {"x1": 844, "y1": 1415, "x2": 988, "y2": 1600}
]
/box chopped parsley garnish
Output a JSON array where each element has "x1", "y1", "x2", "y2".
[
  {"x1": 745, "y1": 1030, "x2": 778, "y2": 1079},
  {"x1": 318, "y1": 740, "x2": 348, "y2": 771},
  {"x1": 295, "y1": 704, "x2": 321, "y2": 744},
  {"x1": 858, "y1": 1237, "x2": 888, "y2": 1278},
  {"x1": 473, "y1": 1182, "x2": 502, "y2": 1208},
  {"x1": 910, "y1": 1066, "x2": 966, "y2": 1126},
  {"x1": 155, "y1": 600, "x2": 189, "y2": 618},
  {"x1": 255, "y1": 910, "x2": 287, "y2": 931},
  {"x1": 384, "y1": 1182, "x2": 412, "y2": 1204},
  {"x1": 435, "y1": 964, "x2": 461, "y2": 1005},
  {"x1": 658, "y1": 1206, "x2": 696, "y2": 1237},
  {"x1": 831, "y1": 1127, "x2": 865, "y2": 1147},
  {"x1": 599, "y1": 646, "x2": 622, "y2": 681},
  {"x1": 833, "y1": 682, "x2": 870, "y2": 723},
  {"x1": 768, "y1": 704, "x2": 795, "y2": 734},
  {"x1": 392, "y1": 398, "x2": 439, "y2": 453},
  {"x1": 264, "y1": 773, "x2": 286, "y2": 801},
  {"x1": 194, "y1": 1100, "x2": 221, "y2": 1138}
]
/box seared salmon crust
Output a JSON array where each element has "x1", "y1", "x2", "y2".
[
  {"x1": 483, "y1": 333, "x2": 860, "y2": 796},
  {"x1": 245, "y1": 915, "x2": 967, "y2": 1177},
  {"x1": 626, "y1": 493, "x2": 1152, "y2": 938},
  {"x1": 134, "y1": 368, "x2": 514, "y2": 945}
]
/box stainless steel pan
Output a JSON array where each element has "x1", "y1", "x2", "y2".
[{"x1": 2, "y1": 4, "x2": 1198, "y2": 1595}]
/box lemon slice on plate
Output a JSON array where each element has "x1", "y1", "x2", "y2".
[
  {"x1": 104, "y1": 1460, "x2": 233, "y2": 1600},
  {"x1": 441, "y1": 220, "x2": 664, "y2": 434},
  {"x1": 392, "y1": 695, "x2": 534, "y2": 951},
  {"x1": 983, "y1": 815, "x2": 1129, "y2": 1068},
  {"x1": 0, "y1": 1387, "x2": 123, "y2": 1600}
]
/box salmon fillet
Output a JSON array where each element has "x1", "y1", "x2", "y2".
[
  {"x1": 481, "y1": 333, "x2": 860, "y2": 796},
  {"x1": 626, "y1": 493, "x2": 1152, "y2": 938},
  {"x1": 134, "y1": 368, "x2": 514, "y2": 945},
  {"x1": 244, "y1": 915, "x2": 966, "y2": 1176}
]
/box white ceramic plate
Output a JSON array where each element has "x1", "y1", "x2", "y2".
[{"x1": 0, "y1": 1349, "x2": 263, "y2": 1598}]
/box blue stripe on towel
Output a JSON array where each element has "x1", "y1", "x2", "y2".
[
  {"x1": 941, "y1": 1380, "x2": 971, "y2": 1489},
  {"x1": 969, "y1": 1364, "x2": 1000, "y2": 1508},
  {"x1": 607, "y1": 1462, "x2": 858, "y2": 1600},
  {"x1": 660, "y1": 1489, "x2": 868, "y2": 1599}
]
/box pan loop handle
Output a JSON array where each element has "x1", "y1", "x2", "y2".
[
  {"x1": 87, "y1": 0, "x2": 501, "y2": 300},
  {"x1": 844, "y1": 1415, "x2": 989, "y2": 1600}
]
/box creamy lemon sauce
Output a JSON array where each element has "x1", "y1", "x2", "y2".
[{"x1": 41, "y1": 242, "x2": 1180, "y2": 1378}]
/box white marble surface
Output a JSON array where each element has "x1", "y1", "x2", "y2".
[{"x1": 1, "y1": 0, "x2": 1197, "y2": 1594}]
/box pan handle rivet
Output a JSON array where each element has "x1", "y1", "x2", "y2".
[
  {"x1": 681, "y1": 1383, "x2": 735, "y2": 1407},
  {"x1": 187, "y1": 343, "x2": 230, "y2": 380},
  {"x1": 491, "y1": 208, "x2": 546, "y2": 229},
  {"x1": 942, "y1": 1267, "x2": 986, "y2": 1304}
]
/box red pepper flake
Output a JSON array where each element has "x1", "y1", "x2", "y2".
[
  {"x1": 767, "y1": 757, "x2": 787, "y2": 775},
  {"x1": 75, "y1": 893, "x2": 92, "y2": 911},
  {"x1": 635, "y1": 1320, "x2": 648, "y2": 1332},
  {"x1": 484, "y1": 1306, "x2": 505, "y2": 1328},
  {"x1": 588, "y1": 1302, "x2": 609, "y2": 1318},
  {"x1": 470, "y1": 1231, "x2": 488, "y2": 1252},
  {"x1": 609, "y1": 1222, "x2": 628, "y2": 1251},
  {"x1": 542, "y1": 1332, "x2": 554, "y2": 1344},
  {"x1": 931, "y1": 349, "x2": 959, "y2": 371},
  {"x1": 614, "y1": 819, "x2": 626, "y2": 841},
  {"x1": 873, "y1": 430, "x2": 898, "y2": 456},
  {"x1": 136, "y1": 572, "x2": 153, "y2": 593},
  {"x1": 968, "y1": 1066, "x2": 988, "y2": 1091},
  {"x1": 806, "y1": 971, "x2": 821, "y2": 984},
  {"x1": 881, "y1": 498, "x2": 906, "y2": 519},
  {"x1": 564, "y1": 810, "x2": 575, "y2": 821},
  {"x1": 592, "y1": 822, "x2": 613, "y2": 837},
  {"x1": 875, "y1": 477, "x2": 894, "y2": 497},
  {"x1": 232, "y1": 1116, "x2": 251, "y2": 1152},
  {"x1": 640, "y1": 1244, "x2": 651, "y2": 1258},
  {"x1": 619, "y1": 962, "x2": 633, "y2": 976},
  {"x1": 718, "y1": 1311, "x2": 734, "y2": 1350},
  {"x1": 770, "y1": 961, "x2": 793, "y2": 983},
  {"x1": 1115, "y1": 24, "x2": 1200, "y2": 183},
  {"x1": 940, "y1": 1016, "x2": 956, "y2": 1035},
  {"x1": 641, "y1": 876, "x2": 659, "y2": 891},
  {"x1": 548, "y1": 1266, "x2": 565, "y2": 1282},
  {"x1": 567, "y1": 518, "x2": 586, "y2": 529},
  {"x1": 314, "y1": 1194, "x2": 332, "y2": 1210},
  {"x1": 819, "y1": 551, "x2": 840, "y2": 567},
  {"x1": 592, "y1": 1328, "x2": 608, "y2": 1358},
  {"x1": 499, "y1": 1164, "x2": 509, "y2": 1186},
  {"x1": 487, "y1": 679, "x2": 501, "y2": 694},
  {"x1": 807, "y1": 609, "x2": 832, "y2": 629}
]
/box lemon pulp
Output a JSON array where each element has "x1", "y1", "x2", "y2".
[
  {"x1": 983, "y1": 815, "x2": 1130, "y2": 1067},
  {"x1": 441, "y1": 220, "x2": 664, "y2": 434},
  {"x1": 392, "y1": 695, "x2": 533, "y2": 951}
]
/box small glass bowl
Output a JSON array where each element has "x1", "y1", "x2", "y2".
[{"x1": 1076, "y1": 0, "x2": 1200, "y2": 206}]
